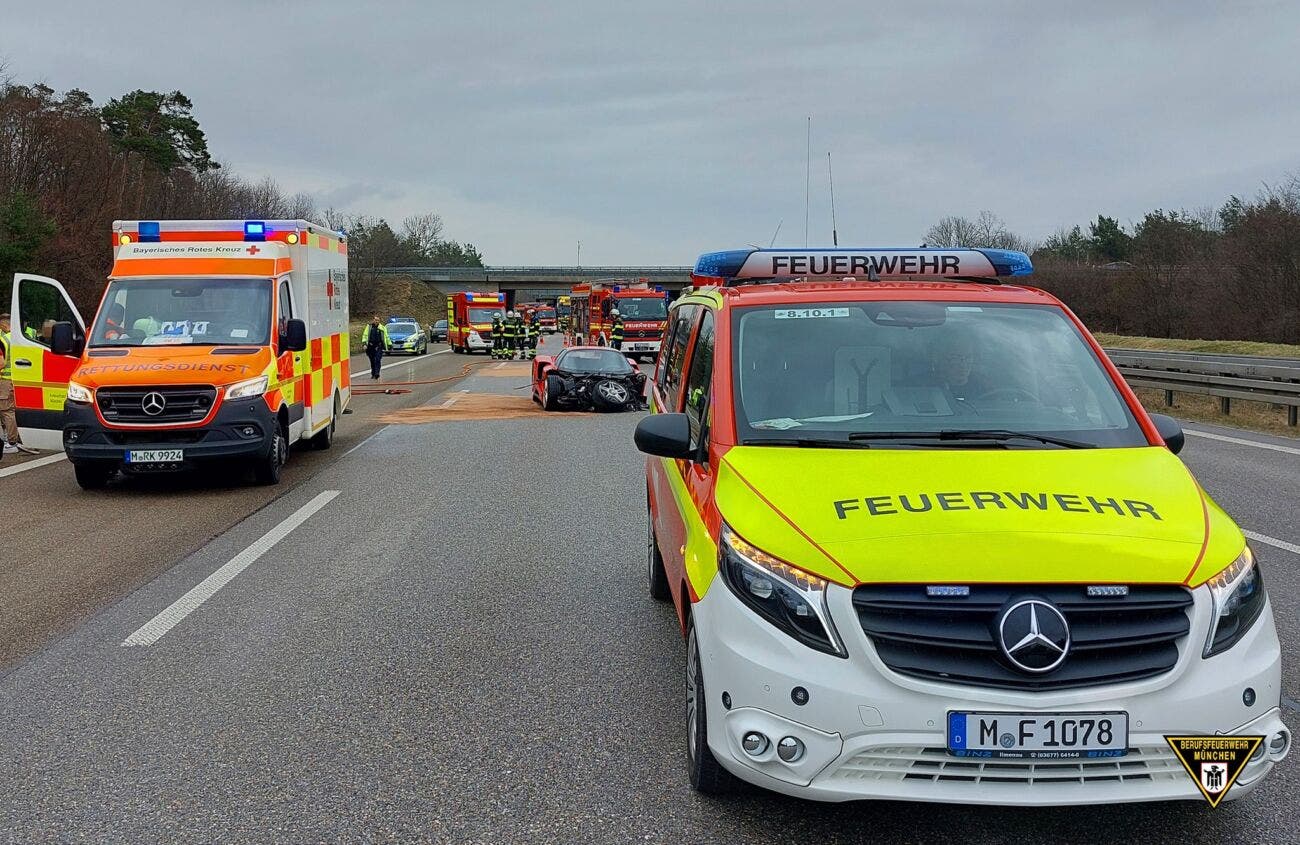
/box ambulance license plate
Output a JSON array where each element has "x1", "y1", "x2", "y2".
[
  {"x1": 947, "y1": 712, "x2": 1127, "y2": 759},
  {"x1": 126, "y1": 449, "x2": 184, "y2": 463}
]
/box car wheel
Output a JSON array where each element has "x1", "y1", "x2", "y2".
[
  {"x1": 687, "y1": 620, "x2": 738, "y2": 795},
  {"x1": 543, "y1": 374, "x2": 563, "y2": 411},
  {"x1": 648, "y1": 503, "x2": 671, "y2": 602},
  {"x1": 74, "y1": 463, "x2": 113, "y2": 490},
  {"x1": 592, "y1": 378, "x2": 632, "y2": 412},
  {"x1": 311, "y1": 394, "x2": 338, "y2": 450},
  {"x1": 254, "y1": 425, "x2": 285, "y2": 485}
]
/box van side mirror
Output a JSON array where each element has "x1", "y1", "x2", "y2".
[
  {"x1": 283, "y1": 318, "x2": 308, "y2": 352},
  {"x1": 1149, "y1": 413, "x2": 1184, "y2": 455},
  {"x1": 51, "y1": 321, "x2": 82, "y2": 356},
  {"x1": 634, "y1": 413, "x2": 693, "y2": 460}
]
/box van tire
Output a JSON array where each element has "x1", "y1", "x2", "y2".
[
  {"x1": 254, "y1": 426, "x2": 285, "y2": 485},
  {"x1": 687, "y1": 620, "x2": 738, "y2": 795},
  {"x1": 74, "y1": 463, "x2": 112, "y2": 490},
  {"x1": 311, "y1": 395, "x2": 338, "y2": 450},
  {"x1": 648, "y1": 509, "x2": 671, "y2": 602}
]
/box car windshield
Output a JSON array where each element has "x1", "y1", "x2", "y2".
[
  {"x1": 733, "y1": 301, "x2": 1145, "y2": 448},
  {"x1": 614, "y1": 297, "x2": 666, "y2": 320},
  {"x1": 560, "y1": 348, "x2": 633, "y2": 374},
  {"x1": 469, "y1": 307, "x2": 503, "y2": 323},
  {"x1": 435, "y1": 320, "x2": 447, "y2": 329},
  {"x1": 89, "y1": 277, "x2": 272, "y2": 347},
  {"x1": 389, "y1": 322, "x2": 418, "y2": 335}
]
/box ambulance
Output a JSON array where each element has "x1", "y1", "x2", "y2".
[
  {"x1": 570, "y1": 281, "x2": 668, "y2": 354},
  {"x1": 41, "y1": 219, "x2": 349, "y2": 489},
  {"x1": 636, "y1": 247, "x2": 1289, "y2": 804},
  {"x1": 446, "y1": 291, "x2": 505, "y2": 354}
]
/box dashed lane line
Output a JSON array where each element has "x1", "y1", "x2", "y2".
[
  {"x1": 1244, "y1": 530, "x2": 1300, "y2": 556},
  {"x1": 121, "y1": 490, "x2": 340, "y2": 647},
  {"x1": 1185, "y1": 428, "x2": 1300, "y2": 456},
  {"x1": 0, "y1": 453, "x2": 66, "y2": 479}
]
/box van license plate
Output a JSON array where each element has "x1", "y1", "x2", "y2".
[
  {"x1": 947, "y1": 712, "x2": 1127, "y2": 759},
  {"x1": 126, "y1": 449, "x2": 183, "y2": 463}
]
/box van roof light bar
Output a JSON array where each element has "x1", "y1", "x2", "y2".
[{"x1": 692, "y1": 247, "x2": 1033, "y2": 285}]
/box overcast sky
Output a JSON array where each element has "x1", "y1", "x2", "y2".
[{"x1": 6, "y1": 1, "x2": 1300, "y2": 265}]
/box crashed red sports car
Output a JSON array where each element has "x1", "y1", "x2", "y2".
[{"x1": 531, "y1": 346, "x2": 647, "y2": 412}]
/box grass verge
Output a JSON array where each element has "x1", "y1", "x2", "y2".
[
  {"x1": 1133, "y1": 389, "x2": 1299, "y2": 438},
  {"x1": 1096, "y1": 333, "x2": 1300, "y2": 358}
]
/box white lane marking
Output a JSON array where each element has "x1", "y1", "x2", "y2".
[
  {"x1": 0, "y1": 453, "x2": 66, "y2": 479},
  {"x1": 440, "y1": 390, "x2": 468, "y2": 409},
  {"x1": 1185, "y1": 429, "x2": 1300, "y2": 456},
  {"x1": 343, "y1": 426, "x2": 390, "y2": 457},
  {"x1": 122, "y1": 490, "x2": 340, "y2": 646},
  {"x1": 348, "y1": 348, "x2": 451, "y2": 378},
  {"x1": 1244, "y1": 530, "x2": 1300, "y2": 556}
]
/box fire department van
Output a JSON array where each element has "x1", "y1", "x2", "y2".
[
  {"x1": 40, "y1": 219, "x2": 350, "y2": 489},
  {"x1": 446, "y1": 291, "x2": 505, "y2": 354},
  {"x1": 635, "y1": 247, "x2": 1289, "y2": 804},
  {"x1": 570, "y1": 281, "x2": 668, "y2": 355},
  {"x1": 516, "y1": 301, "x2": 558, "y2": 333}
]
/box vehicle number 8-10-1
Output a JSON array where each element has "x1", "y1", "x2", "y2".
[{"x1": 773, "y1": 307, "x2": 850, "y2": 320}]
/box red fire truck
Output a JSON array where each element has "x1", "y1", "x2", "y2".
[
  {"x1": 516, "y1": 301, "x2": 558, "y2": 333},
  {"x1": 569, "y1": 281, "x2": 669, "y2": 357},
  {"x1": 446, "y1": 291, "x2": 505, "y2": 354}
]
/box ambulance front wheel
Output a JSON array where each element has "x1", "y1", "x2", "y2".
[
  {"x1": 687, "y1": 620, "x2": 738, "y2": 795},
  {"x1": 73, "y1": 462, "x2": 113, "y2": 490},
  {"x1": 253, "y1": 425, "x2": 286, "y2": 485}
]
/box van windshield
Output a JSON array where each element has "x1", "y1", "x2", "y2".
[
  {"x1": 614, "y1": 297, "x2": 666, "y2": 320},
  {"x1": 469, "y1": 308, "x2": 503, "y2": 323},
  {"x1": 90, "y1": 278, "x2": 273, "y2": 347},
  {"x1": 733, "y1": 301, "x2": 1146, "y2": 448}
]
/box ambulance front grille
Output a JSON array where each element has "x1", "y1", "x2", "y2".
[
  {"x1": 97, "y1": 385, "x2": 217, "y2": 424},
  {"x1": 852, "y1": 584, "x2": 1193, "y2": 691},
  {"x1": 829, "y1": 745, "x2": 1185, "y2": 786}
]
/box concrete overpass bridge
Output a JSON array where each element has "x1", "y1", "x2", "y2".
[{"x1": 374, "y1": 265, "x2": 694, "y2": 305}]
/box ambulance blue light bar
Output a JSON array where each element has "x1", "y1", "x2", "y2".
[
  {"x1": 244, "y1": 221, "x2": 267, "y2": 241},
  {"x1": 137, "y1": 221, "x2": 161, "y2": 242},
  {"x1": 693, "y1": 247, "x2": 1033, "y2": 282}
]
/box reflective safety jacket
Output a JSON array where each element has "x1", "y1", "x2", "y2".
[
  {"x1": 502, "y1": 319, "x2": 517, "y2": 339},
  {"x1": 362, "y1": 323, "x2": 390, "y2": 350},
  {"x1": 526, "y1": 320, "x2": 538, "y2": 340},
  {"x1": 0, "y1": 330, "x2": 9, "y2": 379},
  {"x1": 491, "y1": 319, "x2": 504, "y2": 340},
  {"x1": 610, "y1": 318, "x2": 625, "y2": 343}
]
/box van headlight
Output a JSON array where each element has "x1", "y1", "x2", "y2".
[
  {"x1": 719, "y1": 524, "x2": 846, "y2": 657},
  {"x1": 225, "y1": 375, "x2": 269, "y2": 401},
  {"x1": 67, "y1": 381, "x2": 93, "y2": 404},
  {"x1": 1204, "y1": 545, "x2": 1267, "y2": 657}
]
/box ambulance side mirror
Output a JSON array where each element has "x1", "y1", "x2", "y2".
[
  {"x1": 635, "y1": 413, "x2": 693, "y2": 460},
  {"x1": 282, "y1": 318, "x2": 308, "y2": 353},
  {"x1": 51, "y1": 321, "x2": 82, "y2": 357},
  {"x1": 1150, "y1": 413, "x2": 1185, "y2": 455}
]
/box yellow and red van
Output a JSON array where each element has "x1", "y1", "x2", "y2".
[
  {"x1": 636, "y1": 247, "x2": 1288, "y2": 805},
  {"x1": 38, "y1": 219, "x2": 350, "y2": 488}
]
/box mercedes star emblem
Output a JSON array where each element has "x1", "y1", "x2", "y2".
[
  {"x1": 140, "y1": 392, "x2": 167, "y2": 416},
  {"x1": 998, "y1": 599, "x2": 1071, "y2": 673}
]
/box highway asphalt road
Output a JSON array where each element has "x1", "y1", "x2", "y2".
[{"x1": 0, "y1": 337, "x2": 1296, "y2": 843}]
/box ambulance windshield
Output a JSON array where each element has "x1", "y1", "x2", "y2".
[
  {"x1": 89, "y1": 278, "x2": 273, "y2": 347},
  {"x1": 733, "y1": 302, "x2": 1146, "y2": 448},
  {"x1": 614, "y1": 297, "x2": 667, "y2": 320},
  {"x1": 470, "y1": 308, "x2": 504, "y2": 323}
]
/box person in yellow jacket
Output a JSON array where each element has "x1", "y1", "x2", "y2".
[
  {"x1": 0, "y1": 314, "x2": 35, "y2": 454},
  {"x1": 361, "y1": 315, "x2": 390, "y2": 380}
]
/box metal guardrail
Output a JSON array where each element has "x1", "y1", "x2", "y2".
[{"x1": 1104, "y1": 348, "x2": 1300, "y2": 426}]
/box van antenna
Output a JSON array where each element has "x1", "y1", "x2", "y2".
[
  {"x1": 769, "y1": 218, "x2": 783, "y2": 248},
  {"x1": 827, "y1": 151, "x2": 838, "y2": 247},
  {"x1": 804, "y1": 116, "x2": 811, "y2": 248}
]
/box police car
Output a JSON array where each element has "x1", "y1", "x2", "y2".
[
  {"x1": 635, "y1": 247, "x2": 1289, "y2": 805},
  {"x1": 386, "y1": 317, "x2": 428, "y2": 355}
]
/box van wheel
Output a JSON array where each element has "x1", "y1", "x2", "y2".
[
  {"x1": 687, "y1": 620, "x2": 738, "y2": 795},
  {"x1": 648, "y1": 509, "x2": 671, "y2": 602},
  {"x1": 311, "y1": 395, "x2": 338, "y2": 450},
  {"x1": 254, "y1": 426, "x2": 285, "y2": 485},
  {"x1": 74, "y1": 463, "x2": 113, "y2": 490}
]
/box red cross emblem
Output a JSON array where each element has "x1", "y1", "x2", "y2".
[{"x1": 246, "y1": 245, "x2": 261, "y2": 255}]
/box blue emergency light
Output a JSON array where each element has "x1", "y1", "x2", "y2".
[
  {"x1": 137, "y1": 221, "x2": 161, "y2": 242},
  {"x1": 244, "y1": 221, "x2": 267, "y2": 242}
]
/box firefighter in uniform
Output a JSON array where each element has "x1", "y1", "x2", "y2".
[
  {"x1": 491, "y1": 313, "x2": 506, "y2": 359},
  {"x1": 511, "y1": 310, "x2": 526, "y2": 359},
  {"x1": 525, "y1": 310, "x2": 539, "y2": 360},
  {"x1": 502, "y1": 310, "x2": 518, "y2": 359},
  {"x1": 609, "y1": 308, "x2": 625, "y2": 351}
]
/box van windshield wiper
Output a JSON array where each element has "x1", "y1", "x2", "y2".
[
  {"x1": 741, "y1": 437, "x2": 872, "y2": 449},
  {"x1": 846, "y1": 429, "x2": 1094, "y2": 449}
]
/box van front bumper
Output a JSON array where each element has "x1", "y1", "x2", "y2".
[
  {"x1": 62, "y1": 396, "x2": 276, "y2": 470},
  {"x1": 694, "y1": 579, "x2": 1290, "y2": 805}
]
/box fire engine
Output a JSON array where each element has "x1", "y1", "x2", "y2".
[
  {"x1": 569, "y1": 281, "x2": 669, "y2": 355},
  {"x1": 515, "y1": 301, "x2": 558, "y2": 333},
  {"x1": 446, "y1": 291, "x2": 505, "y2": 354}
]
